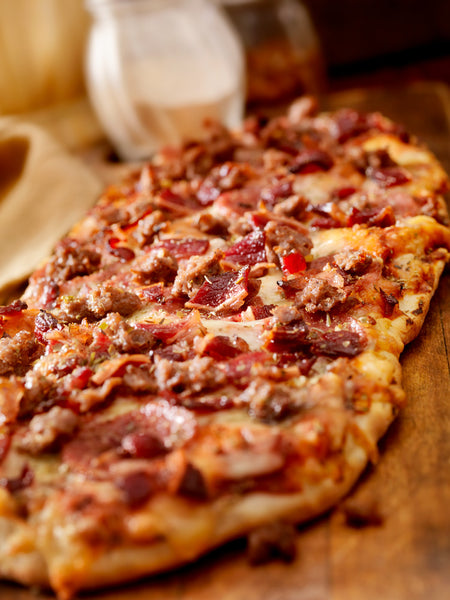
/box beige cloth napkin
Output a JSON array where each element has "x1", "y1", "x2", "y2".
[{"x1": 0, "y1": 117, "x2": 102, "y2": 302}]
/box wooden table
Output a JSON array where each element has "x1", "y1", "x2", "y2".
[{"x1": 2, "y1": 83, "x2": 450, "y2": 600}]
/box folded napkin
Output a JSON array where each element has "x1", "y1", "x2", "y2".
[{"x1": 0, "y1": 117, "x2": 102, "y2": 302}]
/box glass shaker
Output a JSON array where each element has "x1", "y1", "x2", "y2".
[
  {"x1": 220, "y1": 0, "x2": 325, "y2": 108},
  {"x1": 85, "y1": 0, "x2": 245, "y2": 160}
]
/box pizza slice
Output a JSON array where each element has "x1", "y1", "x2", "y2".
[{"x1": 0, "y1": 98, "x2": 449, "y2": 599}]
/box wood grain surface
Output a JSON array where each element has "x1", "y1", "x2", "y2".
[{"x1": 1, "y1": 83, "x2": 449, "y2": 600}]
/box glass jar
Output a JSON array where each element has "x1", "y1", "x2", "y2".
[
  {"x1": 221, "y1": 0, "x2": 325, "y2": 108},
  {"x1": 85, "y1": 0, "x2": 245, "y2": 160}
]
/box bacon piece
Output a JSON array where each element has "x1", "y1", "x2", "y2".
[
  {"x1": 156, "y1": 189, "x2": 199, "y2": 216},
  {"x1": 34, "y1": 310, "x2": 62, "y2": 344},
  {"x1": 196, "y1": 179, "x2": 221, "y2": 206},
  {"x1": 312, "y1": 330, "x2": 365, "y2": 358},
  {"x1": 186, "y1": 267, "x2": 250, "y2": 313},
  {"x1": 140, "y1": 321, "x2": 185, "y2": 344},
  {"x1": 260, "y1": 178, "x2": 294, "y2": 209},
  {"x1": 330, "y1": 109, "x2": 372, "y2": 143},
  {"x1": 69, "y1": 366, "x2": 93, "y2": 390},
  {"x1": 91, "y1": 354, "x2": 150, "y2": 385},
  {"x1": 73, "y1": 378, "x2": 123, "y2": 412},
  {"x1": 152, "y1": 238, "x2": 209, "y2": 260},
  {"x1": 308, "y1": 201, "x2": 347, "y2": 230},
  {"x1": 246, "y1": 304, "x2": 274, "y2": 320},
  {"x1": 0, "y1": 299, "x2": 28, "y2": 315},
  {"x1": 215, "y1": 188, "x2": 260, "y2": 219},
  {"x1": 347, "y1": 205, "x2": 395, "y2": 228},
  {"x1": 197, "y1": 162, "x2": 253, "y2": 206},
  {"x1": 200, "y1": 335, "x2": 249, "y2": 361},
  {"x1": 107, "y1": 237, "x2": 136, "y2": 262},
  {"x1": 139, "y1": 283, "x2": 165, "y2": 303},
  {"x1": 264, "y1": 320, "x2": 309, "y2": 354},
  {"x1": 309, "y1": 214, "x2": 343, "y2": 230},
  {"x1": 367, "y1": 166, "x2": 411, "y2": 188},
  {"x1": 141, "y1": 311, "x2": 205, "y2": 346},
  {"x1": 289, "y1": 149, "x2": 334, "y2": 175},
  {"x1": 204, "y1": 426, "x2": 285, "y2": 481},
  {"x1": 120, "y1": 432, "x2": 166, "y2": 459},
  {"x1": 224, "y1": 230, "x2": 267, "y2": 266},
  {"x1": 276, "y1": 354, "x2": 315, "y2": 375},
  {"x1": 333, "y1": 186, "x2": 357, "y2": 200}
]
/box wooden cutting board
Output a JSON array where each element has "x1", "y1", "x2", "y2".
[{"x1": 1, "y1": 83, "x2": 450, "y2": 600}]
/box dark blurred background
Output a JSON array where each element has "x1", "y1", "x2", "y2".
[{"x1": 303, "y1": 0, "x2": 450, "y2": 90}]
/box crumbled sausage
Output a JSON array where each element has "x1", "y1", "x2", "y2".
[
  {"x1": 333, "y1": 250, "x2": 372, "y2": 275},
  {"x1": 61, "y1": 285, "x2": 142, "y2": 322},
  {"x1": 172, "y1": 249, "x2": 223, "y2": 297},
  {"x1": 131, "y1": 210, "x2": 166, "y2": 247},
  {"x1": 132, "y1": 249, "x2": 178, "y2": 285},
  {"x1": 122, "y1": 365, "x2": 157, "y2": 393},
  {"x1": 47, "y1": 239, "x2": 101, "y2": 282},
  {"x1": 99, "y1": 313, "x2": 155, "y2": 354},
  {"x1": 154, "y1": 355, "x2": 226, "y2": 395},
  {"x1": 295, "y1": 271, "x2": 348, "y2": 313},
  {"x1": 242, "y1": 378, "x2": 301, "y2": 422},
  {"x1": 265, "y1": 221, "x2": 312, "y2": 264},
  {"x1": 0, "y1": 331, "x2": 41, "y2": 376},
  {"x1": 273, "y1": 194, "x2": 308, "y2": 219}
]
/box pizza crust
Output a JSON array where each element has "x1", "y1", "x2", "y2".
[{"x1": 1, "y1": 100, "x2": 449, "y2": 599}]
